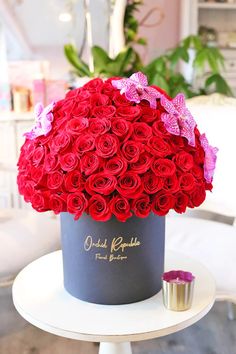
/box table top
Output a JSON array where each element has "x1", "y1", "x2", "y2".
[{"x1": 12, "y1": 250, "x2": 215, "y2": 343}]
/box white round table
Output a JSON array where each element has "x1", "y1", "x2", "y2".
[{"x1": 12, "y1": 251, "x2": 215, "y2": 354}]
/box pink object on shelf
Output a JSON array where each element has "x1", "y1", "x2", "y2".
[
  {"x1": 33, "y1": 80, "x2": 46, "y2": 106},
  {"x1": 45, "y1": 80, "x2": 66, "y2": 105}
]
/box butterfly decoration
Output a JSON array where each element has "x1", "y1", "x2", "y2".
[
  {"x1": 161, "y1": 93, "x2": 196, "y2": 147},
  {"x1": 200, "y1": 133, "x2": 218, "y2": 183},
  {"x1": 112, "y1": 72, "x2": 162, "y2": 109},
  {"x1": 24, "y1": 102, "x2": 55, "y2": 140}
]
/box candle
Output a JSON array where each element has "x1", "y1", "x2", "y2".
[{"x1": 162, "y1": 270, "x2": 195, "y2": 311}]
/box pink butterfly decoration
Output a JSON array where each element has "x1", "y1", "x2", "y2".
[
  {"x1": 161, "y1": 93, "x2": 196, "y2": 146},
  {"x1": 112, "y1": 72, "x2": 162, "y2": 109},
  {"x1": 24, "y1": 102, "x2": 55, "y2": 140},
  {"x1": 200, "y1": 133, "x2": 218, "y2": 183}
]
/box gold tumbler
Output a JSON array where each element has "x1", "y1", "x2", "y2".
[{"x1": 162, "y1": 270, "x2": 195, "y2": 311}]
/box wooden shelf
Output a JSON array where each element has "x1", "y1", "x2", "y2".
[{"x1": 198, "y1": 2, "x2": 236, "y2": 10}]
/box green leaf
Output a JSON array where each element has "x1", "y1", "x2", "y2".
[
  {"x1": 137, "y1": 38, "x2": 147, "y2": 45},
  {"x1": 92, "y1": 46, "x2": 111, "y2": 74},
  {"x1": 64, "y1": 44, "x2": 91, "y2": 77},
  {"x1": 205, "y1": 73, "x2": 233, "y2": 96},
  {"x1": 149, "y1": 73, "x2": 170, "y2": 94}
]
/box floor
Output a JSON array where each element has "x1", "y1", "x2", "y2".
[{"x1": 1, "y1": 286, "x2": 236, "y2": 354}]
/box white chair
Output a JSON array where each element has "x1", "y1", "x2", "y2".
[
  {"x1": 166, "y1": 94, "x2": 236, "y2": 311},
  {"x1": 0, "y1": 208, "x2": 60, "y2": 334}
]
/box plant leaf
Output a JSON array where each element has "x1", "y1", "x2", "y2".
[{"x1": 64, "y1": 44, "x2": 91, "y2": 77}]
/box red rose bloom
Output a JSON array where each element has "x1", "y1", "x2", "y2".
[
  {"x1": 163, "y1": 174, "x2": 179, "y2": 193},
  {"x1": 88, "y1": 194, "x2": 111, "y2": 221},
  {"x1": 152, "y1": 190, "x2": 175, "y2": 216},
  {"x1": 71, "y1": 104, "x2": 90, "y2": 118},
  {"x1": 95, "y1": 134, "x2": 119, "y2": 158},
  {"x1": 88, "y1": 118, "x2": 111, "y2": 136},
  {"x1": 140, "y1": 106, "x2": 158, "y2": 123},
  {"x1": 121, "y1": 140, "x2": 142, "y2": 163},
  {"x1": 49, "y1": 193, "x2": 67, "y2": 214},
  {"x1": 80, "y1": 153, "x2": 101, "y2": 176},
  {"x1": 90, "y1": 93, "x2": 110, "y2": 106},
  {"x1": 112, "y1": 92, "x2": 132, "y2": 106},
  {"x1": 151, "y1": 158, "x2": 176, "y2": 177},
  {"x1": 104, "y1": 156, "x2": 127, "y2": 176},
  {"x1": 60, "y1": 153, "x2": 79, "y2": 172},
  {"x1": 117, "y1": 172, "x2": 143, "y2": 199},
  {"x1": 32, "y1": 146, "x2": 45, "y2": 166},
  {"x1": 189, "y1": 184, "x2": 206, "y2": 207},
  {"x1": 174, "y1": 151, "x2": 194, "y2": 172},
  {"x1": 86, "y1": 173, "x2": 117, "y2": 195},
  {"x1": 116, "y1": 106, "x2": 141, "y2": 121},
  {"x1": 132, "y1": 194, "x2": 151, "y2": 218},
  {"x1": 73, "y1": 134, "x2": 95, "y2": 155},
  {"x1": 129, "y1": 152, "x2": 152, "y2": 174},
  {"x1": 147, "y1": 136, "x2": 172, "y2": 157},
  {"x1": 67, "y1": 192, "x2": 88, "y2": 220},
  {"x1": 84, "y1": 78, "x2": 103, "y2": 92},
  {"x1": 44, "y1": 154, "x2": 59, "y2": 172},
  {"x1": 47, "y1": 171, "x2": 64, "y2": 190},
  {"x1": 174, "y1": 191, "x2": 189, "y2": 213},
  {"x1": 51, "y1": 133, "x2": 71, "y2": 153},
  {"x1": 132, "y1": 122, "x2": 152, "y2": 142},
  {"x1": 64, "y1": 171, "x2": 84, "y2": 192},
  {"x1": 31, "y1": 191, "x2": 50, "y2": 212},
  {"x1": 66, "y1": 117, "x2": 89, "y2": 135},
  {"x1": 111, "y1": 118, "x2": 132, "y2": 140},
  {"x1": 143, "y1": 172, "x2": 164, "y2": 194},
  {"x1": 109, "y1": 196, "x2": 132, "y2": 222},
  {"x1": 92, "y1": 105, "x2": 116, "y2": 118},
  {"x1": 179, "y1": 173, "x2": 196, "y2": 191}
]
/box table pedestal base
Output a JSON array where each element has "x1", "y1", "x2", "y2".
[{"x1": 99, "y1": 342, "x2": 132, "y2": 354}]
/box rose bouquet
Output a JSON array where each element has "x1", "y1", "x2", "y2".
[{"x1": 17, "y1": 72, "x2": 217, "y2": 222}]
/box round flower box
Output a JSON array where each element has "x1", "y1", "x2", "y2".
[{"x1": 17, "y1": 72, "x2": 217, "y2": 305}]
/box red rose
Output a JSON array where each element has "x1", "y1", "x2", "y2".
[
  {"x1": 174, "y1": 191, "x2": 189, "y2": 213},
  {"x1": 104, "y1": 156, "x2": 127, "y2": 176},
  {"x1": 169, "y1": 136, "x2": 185, "y2": 151},
  {"x1": 121, "y1": 140, "x2": 142, "y2": 163},
  {"x1": 151, "y1": 158, "x2": 176, "y2": 177},
  {"x1": 80, "y1": 152, "x2": 101, "y2": 176},
  {"x1": 146, "y1": 137, "x2": 172, "y2": 157},
  {"x1": 116, "y1": 106, "x2": 141, "y2": 121},
  {"x1": 76, "y1": 90, "x2": 91, "y2": 102},
  {"x1": 65, "y1": 88, "x2": 80, "y2": 100},
  {"x1": 31, "y1": 166, "x2": 44, "y2": 184},
  {"x1": 179, "y1": 173, "x2": 195, "y2": 191},
  {"x1": 60, "y1": 153, "x2": 79, "y2": 172},
  {"x1": 32, "y1": 146, "x2": 45, "y2": 166},
  {"x1": 174, "y1": 151, "x2": 194, "y2": 172},
  {"x1": 64, "y1": 171, "x2": 84, "y2": 192},
  {"x1": 47, "y1": 171, "x2": 64, "y2": 190},
  {"x1": 67, "y1": 192, "x2": 88, "y2": 220},
  {"x1": 44, "y1": 154, "x2": 59, "y2": 172},
  {"x1": 140, "y1": 106, "x2": 159, "y2": 123},
  {"x1": 86, "y1": 173, "x2": 117, "y2": 195},
  {"x1": 20, "y1": 139, "x2": 35, "y2": 159},
  {"x1": 143, "y1": 172, "x2": 164, "y2": 194},
  {"x1": 109, "y1": 196, "x2": 132, "y2": 222},
  {"x1": 112, "y1": 92, "x2": 132, "y2": 106},
  {"x1": 111, "y1": 118, "x2": 132, "y2": 140},
  {"x1": 117, "y1": 172, "x2": 143, "y2": 199},
  {"x1": 83, "y1": 78, "x2": 104, "y2": 92},
  {"x1": 49, "y1": 193, "x2": 67, "y2": 214},
  {"x1": 132, "y1": 194, "x2": 151, "y2": 218},
  {"x1": 73, "y1": 134, "x2": 95, "y2": 155},
  {"x1": 71, "y1": 104, "x2": 90, "y2": 118},
  {"x1": 92, "y1": 105, "x2": 116, "y2": 118},
  {"x1": 31, "y1": 191, "x2": 50, "y2": 212},
  {"x1": 152, "y1": 121, "x2": 169, "y2": 137},
  {"x1": 132, "y1": 122, "x2": 152, "y2": 142},
  {"x1": 152, "y1": 190, "x2": 175, "y2": 216},
  {"x1": 66, "y1": 117, "x2": 89, "y2": 135},
  {"x1": 193, "y1": 148, "x2": 205, "y2": 164},
  {"x1": 17, "y1": 174, "x2": 26, "y2": 195},
  {"x1": 51, "y1": 132, "x2": 71, "y2": 153},
  {"x1": 23, "y1": 181, "x2": 36, "y2": 202},
  {"x1": 191, "y1": 164, "x2": 204, "y2": 180},
  {"x1": 90, "y1": 93, "x2": 110, "y2": 106},
  {"x1": 130, "y1": 152, "x2": 152, "y2": 174},
  {"x1": 88, "y1": 194, "x2": 111, "y2": 221},
  {"x1": 102, "y1": 82, "x2": 116, "y2": 96},
  {"x1": 163, "y1": 174, "x2": 179, "y2": 193},
  {"x1": 95, "y1": 134, "x2": 119, "y2": 158},
  {"x1": 189, "y1": 184, "x2": 206, "y2": 207},
  {"x1": 88, "y1": 118, "x2": 111, "y2": 136}
]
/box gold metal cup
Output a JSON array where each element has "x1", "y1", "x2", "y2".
[{"x1": 162, "y1": 273, "x2": 195, "y2": 311}]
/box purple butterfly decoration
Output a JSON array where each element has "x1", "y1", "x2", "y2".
[
  {"x1": 112, "y1": 72, "x2": 162, "y2": 109},
  {"x1": 200, "y1": 133, "x2": 218, "y2": 183},
  {"x1": 24, "y1": 102, "x2": 55, "y2": 140},
  {"x1": 161, "y1": 93, "x2": 196, "y2": 146}
]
